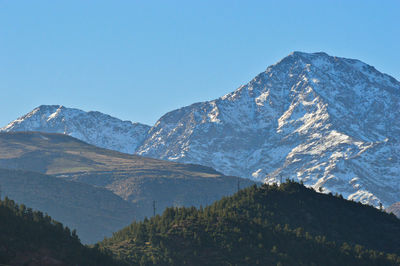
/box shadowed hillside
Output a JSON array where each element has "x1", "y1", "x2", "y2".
[
  {"x1": 0, "y1": 196, "x2": 123, "y2": 266},
  {"x1": 0, "y1": 168, "x2": 137, "y2": 243}
]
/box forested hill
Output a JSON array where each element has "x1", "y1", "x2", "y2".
[
  {"x1": 0, "y1": 197, "x2": 123, "y2": 266},
  {"x1": 100, "y1": 181, "x2": 400, "y2": 265}
]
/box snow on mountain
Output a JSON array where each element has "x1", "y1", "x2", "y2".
[
  {"x1": 137, "y1": 51, "x2": 400, "y2": 207},
  {"x1": 1, "y1": 105, "x2": 150, "y2": 154}
]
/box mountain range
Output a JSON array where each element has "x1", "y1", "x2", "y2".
[{"x1": 2, "y1": 51, "x2": 399, "y2": 208}]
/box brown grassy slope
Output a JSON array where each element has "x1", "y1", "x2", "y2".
[{"x1": 0, "y1": 131, "x2": 256, "y2": 218}]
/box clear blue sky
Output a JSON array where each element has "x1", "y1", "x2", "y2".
[{"x1": 1, "y1": 0, "x2": 399, "y2": 126}]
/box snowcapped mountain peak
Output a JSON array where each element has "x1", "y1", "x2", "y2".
[
  {"x1": 269, "y1": 51, "x2": 399, "y2": 88},
  {"x1": 278, "y1": 51, "x2": 332, "y2": 66},
  {"x1": 1, "y1": 105, "x2": 151, "y2": 154},
  {"x1": 137, "y1": 52, "x2": 400, "y2": 207}
]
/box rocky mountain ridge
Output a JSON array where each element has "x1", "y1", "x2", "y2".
[{"x1": 3, "y1": 52, "x2": 399, "y2": 207}]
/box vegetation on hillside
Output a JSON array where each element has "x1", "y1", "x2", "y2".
[{"x1": 100, "y1": 181, "x2": 400, "y2": 265}]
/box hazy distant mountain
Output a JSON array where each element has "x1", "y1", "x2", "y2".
[
  {"x1": 0, "y1": 195, "x2": 118, "y2": 265},
  {"x1": 0, "y1": 132, "x2": 255, "y2": 223},
  {"x1": 1, "y1": 105, "x2": 150, "y2": 154},
  {"x1": 137, "y1": 52, "x2": 400, "y2": 207},
  {"x1": 0, "y1": 168, "x2": 137, "y2": 244}
]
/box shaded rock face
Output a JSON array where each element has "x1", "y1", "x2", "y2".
[
  {"x1": 137, "y1": 52, "x2": 400, "y2": 207},
  {"x1": 387, "y1": 202, "x2": 400, "y2": 219},
  {"x1": 1, "y1": 105, "x2": 151, "y2": 154}
]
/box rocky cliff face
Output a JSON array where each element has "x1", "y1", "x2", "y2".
[
  {"x1": 1, "y1": 105, "x2": 150, "y2": 154},
  {"x1": 137, "y1": 52, "x2": 400, "y2": 207}
]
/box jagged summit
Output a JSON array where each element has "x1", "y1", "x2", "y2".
[
  {"x1": 137, "y1": 52, "x2": 400, "y2": 207},
  {"x1": 1, "y1": 105, "x2": 151, "y2": 154},
  {"x1": 272, "y1": 51, "x2": 333, "y2": 67},
  {"x1": 287, "y1": 51, "x2": 329, "y2": 59},
  {"x1": 271, "y1": 51, "x2": 398, "y2": 86}
]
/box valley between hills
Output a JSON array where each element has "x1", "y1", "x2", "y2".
[{"x1": 0, "y1": 131, "x2": 255, "y2": 243}]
